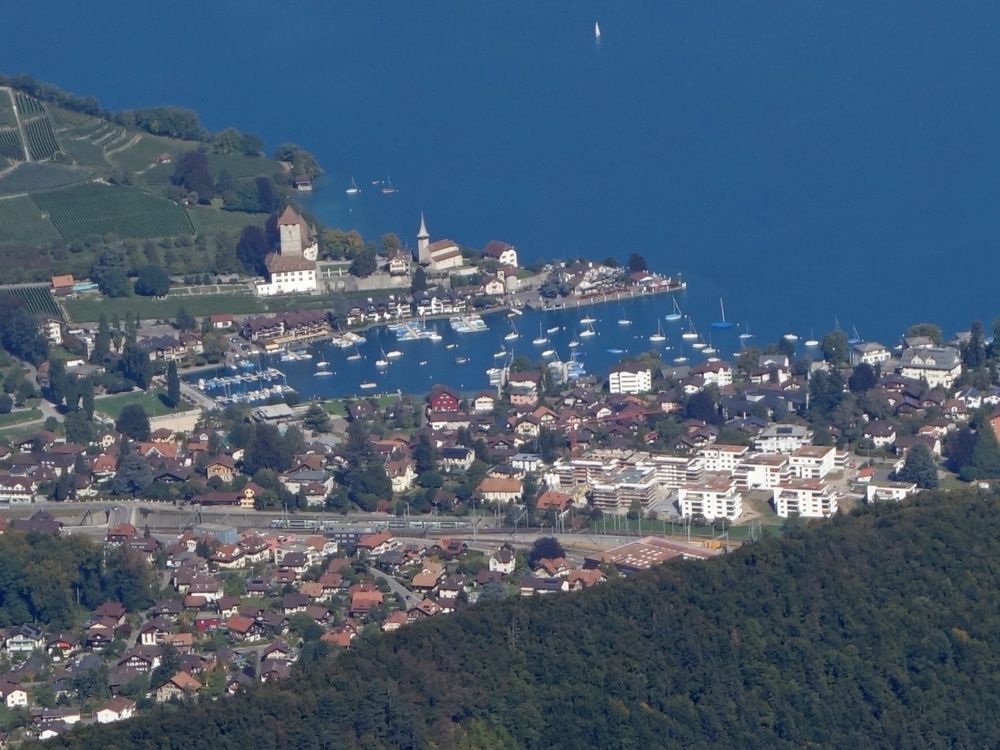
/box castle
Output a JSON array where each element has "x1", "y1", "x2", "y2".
[{"x1": 256, "y1": 206, "x2": 319, "y2": 296}]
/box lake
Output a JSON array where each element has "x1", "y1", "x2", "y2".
[{"x1": 5, "y1": 1, "x2": 1000, "y2": 359}]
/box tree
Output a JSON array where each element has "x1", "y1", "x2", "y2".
[
  {"x1": 538, "y1": 428, "x2": 561, "y2": 463},
  {"x1": 411, "y1": 267, "x2": 428, "y2": 294},
  {"x1": 0, "y1": 395, "x2": 10, "y2": 414},
  {"x1": 116, "y1": 403, "x2": 151, "y2": 441},
  {"x1": 686, "y1": 389, "x2": 720, "y2": 425},
  {"x1": 302, "y1": 403, "x2": 330, "y2": 433},
  {"x1": 896, "y1": 443, "x2": 939, "y2": 489},
  {"x1": 963, "y1": 423, "x2": 1000, "y2": 481},
  {"x1": 906, "y1": 323, "x2": 943, "y2": 345},
  {"x1": 236, "y1": 225, "x2": 270, "y2": 276},
  {"x1": 92, "y1": 314, "x2": 112, "y2": 361},
  {"x1": 820, "y1": 330, "x2": 849, "y2": 365},
  {"x1": 349, "y1": 247, "x2": 377, "y2": 277},
  {"x1": 92, "y1": 246, "x2": 130, "y2": 298},
  {"x1": 171, "y1": 148, "x2": 214, "y2": 203},
  {"x1": 65, "y1": 410, "x2": 96, "y2": 444},
  {"x1": 412, "y1": 433, "x2": 437, "y2": 473},
  {"x1": 528, "y1": 537, "x2": 565, "y2": 568},
  {"x1": 848, "y1": 363, "x2": 877, "y2": 393},
  {"x1": 112, "y1": 451, "x2": 152, "y2": 496},
  {"x1": 166, "y1": 361, "x2": 181, "y2": 408},
  {"x1": 119, "y1": 341, "x2": 152, "y2": 389},
  {"x1": 963, "y1": 320, "x2": 987, "y2": 370},
  {"x1": 381, "y1": 233, "x2": 402, "y2": 253},
  {"x1": 174, "y1": 306, "x2": 196, "y2": 332},
  {"x1": 272, "y1": 143, "x2": 323, "y2": 179},
  {"x1": 134, "y1": 265, "x2": 170, "y2": 297},
  {"x1": 255, "y1": 176, "x2": 280, "y2": 213},
  {"x1": 627, "y1": 253, "x2": 648, "y2": 273}
]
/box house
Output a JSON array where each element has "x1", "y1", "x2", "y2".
[
  {"x1": 489, "y1": 546, "x2": 516, "y2": 575},
  {"x1": 898, "y1": 347, "x2": 962, "y2": 389},
  {"x1": 863, "y1": 420, "x2": 897, "y2": 449},
  {"x1": 850, "y1": 341, "x2": 892, "y2": 367},
  {"x1": 357, "y1": 531, "x2": 399, "y2": 557},
  {"x1": 867, "y1": 480, "x2": 918, "y2": 503},
  {"x1": 608, "y1": 362, "x2": 652, "y2": 395},
  {"x1": 476, "y1": 476, "x2": 523, "y2": 504},
  {"x1": 382, "y1": 611, "x2": 409, "y2": 632},
  {"x1": 154, "y1": 671, "x2": 202, "y2": 702},
  {"x1": 754, "y1": 424, "x2": 813, "y2": 453},
  {"x1": 96, "y1": 697, "x2": 136, "y2": 724},
  {"x1": 386, "y1": 249, "x2": 411, "y2": 275},
  {"x1": 205, "y1": 455, "x2": 237, "y2": 483},
  {"x1": 535, "y1": 490, "x2": 573, "y2": 513},
  {"x1": 349, "y1": 590, "x2": 384, "y2": 617},
  {"x1": 439, "y1": 446, "x2": 475, "y2": 473},
  {"x1": 209, "y1": 313, "x2": 235, "y2": 330},
  {"x1": 5, "y1": 625, "x2": 44, "y2": 654},
  {"x1": 0, "y1": 680, "x2": 28, "y2": 709},
  {"x1": 427, "y1": 386, "x2": 461, "y2": 413},
  {"x1": 471, "y1": 391, "x2": 497, "y2": 414},
  {"x1": 50, "y1": 274, "x2": 75, "y2": 295},
  {"x1": 482, "y1": 240, "x2": 518, "y2": 268}
]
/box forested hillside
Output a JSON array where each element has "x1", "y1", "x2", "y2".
[{"x1": 45, "y1": 490, "x2": 1000, "y2": 749}]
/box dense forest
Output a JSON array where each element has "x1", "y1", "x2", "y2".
[
  {"x1": 0, "y1": 532, "x2": 154, "y2": 630},
  {"x1": 43, "y1": 489, "x2": 1000, "y2": 749}
]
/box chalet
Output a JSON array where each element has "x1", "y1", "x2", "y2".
[
  {"x1": 0, "y1": 680, "x2": 28, "y2": 709},
  {"x1": 489, "y1": 546, "x2": 516, "y2": 575},
  {"x1": 225, "y1": 615, "x2": 262, "y2": 641},
  {"x1": 440, "y1": 446, "x2": 474, "y2": 473},
  {"x1": 154, "y1": 671, "x2": 202, "y2": 702},
  {"x1": 96, "y1": 697, "x2": 136, "y2": 724},
  {"x1": 205, "y1": 455, "x2": 237, "y2": 483},
  {"x1": 349, "y1": 590, "x2": 384, "y2": 617},
  {"x1": 357, "y1": 531, "x2": 399, "y2": 557},
  {"x1": 5, "y1": 624, "x2": 44, "y2": 653},
  {"x1": 482, "y1": 240, "x2": 518, "y2": 268},
  {"x1": 471, "y1": 391, "x2": 498, "y2": 414}
]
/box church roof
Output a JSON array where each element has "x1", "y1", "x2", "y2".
[{"x1": 278, "y1": 205, "x2": 303, "y2": 226}]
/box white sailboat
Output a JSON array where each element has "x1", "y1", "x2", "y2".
[
  {"x1": 579, "y1": 321, "x2": 596, "y2": 338},
  {"x1": 568, "y1": 338, "x2": 580, "y2": 348},
  {"x1": 805, "y1": 329, "x2": 820, "y2": 348},
  {"x1": 346, "y1": 344, "x2": 363, "y2": 361},
  {"x1": 594, "y1": 20, "x2": 602, "y2": 38},
  {"x1": 665, "y1": 298, "x2": 683, "y2": 322},
  {"x1": 504, "y1": 322, "x2": 519, "y2": 341},
  {"x1": 649, "y1": 320, "x2": 666, "y2": 343},
  {"x1": 532, "y1": 323, "x2": 548, "y2": 345},
  {"x1": 345, "y1": 177, "x2": 360, "y2": 196},
  {"x1": 380, "y1": 174, "x2": 397, "y2": 194},
  {"x1": 681, "y1": 316, "x2": 699, "y2": 341},
  {"x1": 580, "y1": 314, "x2": 597, "y2": 325},
  {"x1": 739, "y1": 323, "x2": 754, "y2": 341},
  {"x1": 375, "y1": 349, "x2": 390, "y2": 368}
]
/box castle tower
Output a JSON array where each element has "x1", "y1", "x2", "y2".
[
  {"x1": 417, "y1": 212, "x2": 430, "y2": 264},
  {"x1": 278, "y1": 205, "x2": 304, "y2": 257}
]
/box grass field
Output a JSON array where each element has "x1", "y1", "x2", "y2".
[
  {"x1": 109, "y1": 132, "x2": 194, "y2": 175},
  {"x1": 0, "y1": 408, "x2": 43, "y2": 428},
  {"x1": 207, "y1": 153, "x2": 284, "y2": 180},
  {"x1": 95, "y1": 388, "x2": 178, "y2": 419},
  {"x1": 0, "y1": 197, "x2": 61, "y2": 245},
  {"x1": 187, "y1": 205, "x2": 263, "y2": 236},
  {"x1": 32, "y1": 182, "x2": 194, "y2": 241},
  {"x1": 64, "y1": 289, "x2": 340, "y2": 322},
  {"x1": 0, "y1": 285, "x2": 62, "y2": 318}
]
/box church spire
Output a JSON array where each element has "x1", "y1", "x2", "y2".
[
  {"x1": 417, "y1": 212, "x2": 431, "y2": 264},
  {"x1": 417, "y1": 212, "x2": 429, "y2": 240}
]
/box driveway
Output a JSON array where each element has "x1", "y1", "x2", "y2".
[{"x1": 368, "y1": 566, "x2": 420, "y2": 608}]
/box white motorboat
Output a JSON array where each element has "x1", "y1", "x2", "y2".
[
  {"x1": 360, "y1": 382, "x2": 377, "y2": 389},
  {"x1": 541, "y1": 349, "x2": 556, "y2": 358},
  {"x1": 386, "y1": 350, "x2": 403, "y2": 359}
]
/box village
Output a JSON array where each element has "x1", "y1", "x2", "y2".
[{"x1": 0, "y1": 200, "x2": 993, "y2": 742}]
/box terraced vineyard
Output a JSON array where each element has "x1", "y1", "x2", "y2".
[
  {"x1": 0, "y1": 129, "x2": 24, "y2": 161},
  {"x1": 0, "y1": 284, "x2": 62, "y2": 319},
  {"x1": 32, "y1": 183, "x2": 194, "y2": 241},
  {"x1": 24, "y1": 117, "x2": 59, "y2": 160},
  {"x1": 14, "y1": 94, "x2": 44, "y2": 117}
]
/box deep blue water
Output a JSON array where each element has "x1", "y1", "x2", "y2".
[{"x1": 5, "y1": 1, "x2": 1000, "y2": 393}]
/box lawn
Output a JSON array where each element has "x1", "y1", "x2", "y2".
[
  {"x1": 95, "y1": 389, "x2": 178, "y2": 419},
  {"x1": 0, "y1": 408, "x2": 42, "y2": 428},
  {"x1": 0, "y1": 197, "x2": 62, "y2": 245},
  {"x1": 32, "y1": 182, "x2": 194, "y2": 241},
  {"x1": 187, "y1": 205, "x2": 263, "y2": 236}
]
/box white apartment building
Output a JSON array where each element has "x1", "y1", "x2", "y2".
[
  {"x1": 691, "y1": 361, "x2": 734, "y2": 387},
  {"x1": 788, "y1": 445, "x2": 836, "y2": 479},
  {"x1": 591, "y1": 466, "x2": 658, "y2": 514},
  {"x1": 735, "y1": 454, "x2": 791, "y2": 491},
  {"x1": 754, "y1": 424, "x2": 813, "y2": 454},
  {"x1": 677, "y1": 478, "x2": 742, "y2": 522},
  {"x1": 850, "y1": 341, "x2": 891, "y2": 367},
  {"x1": 547, "y1": 456, "x2": 622, "y2": 490},
  {"x1": 698, "y1": 444, "x2": 750, "y2": 475},
  {"x1": 608, "y1": 363, "x2": 653, "y2": 395},
  {"x1": 642, "y1": 454, "x2": 705, "y2": 488},
  {"x1": 866, "y1": 480, "x2": 918, "y2": 503},
  {"x1": 772, "y1": 479, "x2": 839, "y2": 518}
]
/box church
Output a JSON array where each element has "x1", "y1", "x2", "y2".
[
  {"x1": 416, "y1": 214, "x2": 464, "y2": 272},
  {"x1": 255, "y1": 206, "x2": 319, "y2": 296}
]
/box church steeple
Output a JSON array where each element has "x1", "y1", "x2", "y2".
[{"x1": 417, "y1": 212, "x2": 430, "y2": 264}]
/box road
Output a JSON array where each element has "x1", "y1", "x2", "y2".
[{"x1": 368, "y1": 567, "x2": 420, "y2": 608}]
